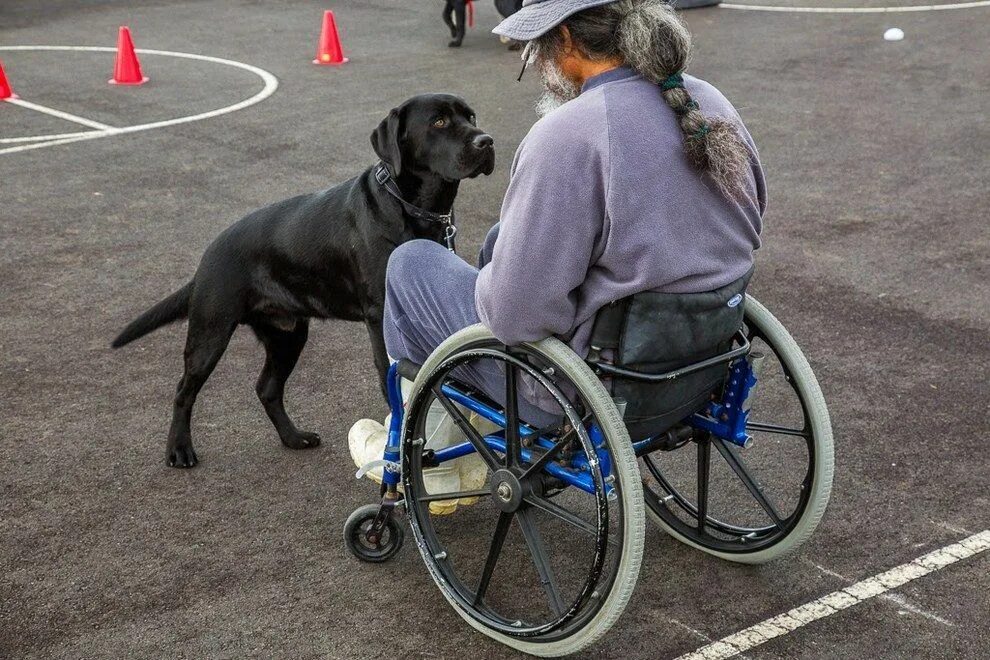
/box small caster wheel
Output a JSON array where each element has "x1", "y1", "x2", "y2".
[{"x1": 343, "y1": 503, "x2": 404, "y2": 563}]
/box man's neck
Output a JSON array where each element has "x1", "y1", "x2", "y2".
[{"x1": 569, "y1": 58, "x2": 624, "y2": 90}]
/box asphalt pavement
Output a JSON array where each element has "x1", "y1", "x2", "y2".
[{"x1": 1, "y1": 1, "x2": 988, "y2": 658}]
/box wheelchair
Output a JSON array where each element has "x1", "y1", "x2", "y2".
[{"x1": 343, "y1": 283, "x2": 834, "y2": 657}]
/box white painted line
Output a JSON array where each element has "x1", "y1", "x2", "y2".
[
  {"x1": 0, "y1": 46, "x2": 278, "y2": 153},
  {"x1": 0, "y1": 131, "x2": 110, "y2": 156},
  {"x1": 803, "y1": 559, "x2": 956, "y2": 626},
  {"x1": 672, "y1": 619, "x2": 717, "y2": 643},
  {"x1": 935, "y1": 521, "x2": 973, "y2": 535},
  {"x1": 0, "y1": 131, "x2": 101, "y2": 144},
  {"x1": 676, "y1": 530, "x2": 990, "y2": 660},
  {"x1": 5, "y1": 97, "x2": 115, "y2": 130},
  {"x1": 721, "y1": 1, "x2": 990, "y2": 12},
  {"x1": 883, "y1": 593, "x2": 956, "y2": 627}
]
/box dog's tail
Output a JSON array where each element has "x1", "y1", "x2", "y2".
[{"x1": 111, "y1": 282, "x2": 193, "y2": 348}]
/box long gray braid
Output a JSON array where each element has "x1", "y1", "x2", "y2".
[{"x1": 533, "y1": 0, "x2": 751, "y2": 199}]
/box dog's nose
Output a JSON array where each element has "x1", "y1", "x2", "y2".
[{"x1": 472, "y1": 134, "x2": 494, "y2": 150}]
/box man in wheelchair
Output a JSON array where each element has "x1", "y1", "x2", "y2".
[{"x1": 349, "y1": 0, "x2": 766, "y2": 512}]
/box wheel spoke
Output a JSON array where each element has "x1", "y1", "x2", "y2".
[
  {"x1": 432, "y1": 386, "x2": 501, "y2": 472},
  {"x1": 474, "y1": 511, "x2": 514, "y2": 606},
  {"x1": 524, "y1": 495, "x2": 597, "y2": 537},
  {"x1": 712, "y1": 437, "x2": 785, "y2": 528},
  {"x1": 418, "y1": 488, "x2": 491, "y2": 503},
  {"x1": 504, "y1": 360, "x2": 520, "y2": 468},
  {"x1": 517, "y1": 508, "x2": 566, "y2": 617},
  {"x1": 746, "y1": 421, "x2": 809, "y2": 438},
  {"x1": 697, "y1": 436, "x2": 711, "y2": 533}
]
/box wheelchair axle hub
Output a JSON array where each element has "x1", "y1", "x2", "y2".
[
  {"x1": 365, "y1": 493, "x2": 401, "y2": 545},
  {"x1": 490, "y1": 469, "x2": 529, "y2": 513}
]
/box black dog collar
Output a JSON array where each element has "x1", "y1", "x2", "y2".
[{"x1": 374, "y1": 162, "x2": 457, "y2": 252}]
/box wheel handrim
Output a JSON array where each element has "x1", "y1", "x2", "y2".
[{"x1": 403, "y1": 341, "x2": 626, "y2": 641}]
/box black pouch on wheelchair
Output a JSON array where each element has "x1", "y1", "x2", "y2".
[{"x1": 588, "y1": 268, "x2": 752, "y2": 440}]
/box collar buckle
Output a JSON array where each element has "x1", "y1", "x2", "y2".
[{"x1": 374, "y1": 164, "x2": 390, "y2": 185}]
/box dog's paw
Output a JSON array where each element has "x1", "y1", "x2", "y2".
[
  {"x1": 167, "y1": 443, "x2": 199, "y2": 468},
  {"x1": 448, "y1": 39, "x2": 463, "y2": 48},
  {"x1": 282, "y1": 431, "x2": 321, "y2": 450}
]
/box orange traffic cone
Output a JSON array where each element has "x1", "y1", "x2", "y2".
[
  {"x1": 467, "y1": 0, "x2": 475, "y2": 28},
  {"x1": 109, "y1": 26, "x2": 148, "y2": 85},
  {"x1": 313, "y1": 10, "x2": 348, "y2": 65},
  {"x1": 0, "y1": 60, "x2": 16, "y2": 100}
]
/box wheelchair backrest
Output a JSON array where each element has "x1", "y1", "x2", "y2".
[{"x1": 588, "y1": 267, "x2": 753, "y2": 440}]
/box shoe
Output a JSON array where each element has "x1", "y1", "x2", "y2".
[
  {"x1": 347, "y1": 417, "x2": 460, "y2": 516},
  {"x1": 348, "y1": 418, "x2": 389, "y2": 483}
]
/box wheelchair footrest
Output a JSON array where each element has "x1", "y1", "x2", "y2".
[{"x1": 355, "y1": 459, "x2": 401, "y2": 480}]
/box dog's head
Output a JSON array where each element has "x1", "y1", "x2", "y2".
[{"x1": 371, "y1": 94, "x2": 495, "y2": 181}]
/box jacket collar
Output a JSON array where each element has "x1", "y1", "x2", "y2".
[{"x1": 581, "y1": 65, "x2": 638, "y2": 94}]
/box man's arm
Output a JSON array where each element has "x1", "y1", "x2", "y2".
[{"x1": 475, "y1": 111, "x2": 608, "y2": 346}]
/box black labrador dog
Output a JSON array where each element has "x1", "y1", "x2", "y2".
[{"x1": 112, "y1": 93, "x2": 495, "y2": 468}]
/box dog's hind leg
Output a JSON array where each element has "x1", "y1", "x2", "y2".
[
  {"x1": 167, "y1": 319, "x2": 236, "y2": 468},
  {"x1": 252, "y1": 320, "x2": 321, "y2": 450}
]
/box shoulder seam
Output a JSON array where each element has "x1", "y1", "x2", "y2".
[{"x1": 600, "y1": 85, "x2": 613, "y2": 255}]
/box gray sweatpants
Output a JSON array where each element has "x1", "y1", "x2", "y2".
[{"x1": 382, "y1": 224, "x2": 558, "y2": 427}]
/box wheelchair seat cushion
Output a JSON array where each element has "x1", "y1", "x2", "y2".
[{"x1": 589, "y1": 267, "x2": 753, "y2": 440}]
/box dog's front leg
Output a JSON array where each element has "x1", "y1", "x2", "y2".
[{"x1": 252, "y1": 320, "x2": 321, "y2": 450}]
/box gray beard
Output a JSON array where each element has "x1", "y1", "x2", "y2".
[{"x1": 535, "y1": 58, "x2": 580, "y2": 117}]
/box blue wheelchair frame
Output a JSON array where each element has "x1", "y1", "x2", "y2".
[{"x1": 379, "y1": 330, "x2": 759, "y2": 496}]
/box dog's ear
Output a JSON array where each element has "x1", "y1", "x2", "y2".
[{"x1": 371, "y1": 107, "x2": 404, "y2": 177}]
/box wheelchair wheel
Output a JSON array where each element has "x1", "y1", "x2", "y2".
[
  {"x1": 401, "y1": 324, "x2": 644, "y2": 657},
  {"x1": 343, "y1": 503, "x2": 405, "y2": 563},
  {"x1": 641, "y1": 295, "x2": 834, "y2": 563}
]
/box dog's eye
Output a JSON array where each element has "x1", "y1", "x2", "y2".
[
  {"x1": 433, "y1": 117, "x2": 448, "y2": 128},
  {"x1": 469, "y1": 115, "x2": 477, "y2": 126}
]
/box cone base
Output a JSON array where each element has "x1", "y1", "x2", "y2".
[
  {"x1": 108, "y1": 76, "x2": 149, "y2": 86},
  {"x1": 1, "y1": 93, "x2": 19, "y2": 101},
  {"x1": 313, "y1": 57, "x2": 349, "y2": 66}
]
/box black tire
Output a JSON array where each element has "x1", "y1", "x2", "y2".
[
  {"x1": 401, "y1": 325, "x2": 644, "y2": 657},
  {"x1": 343, "y1": 503, "x2": 405, "y2": 563}
]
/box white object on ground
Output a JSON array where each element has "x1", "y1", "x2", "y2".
[
  {"x1": 720, "y1": 2, "x2": 990, "y2": 13},
  {"x1": 884, "y1": 27, "x2": 905, "y2": 41}
]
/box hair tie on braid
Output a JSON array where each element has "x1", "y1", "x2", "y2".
[
  {"x1": 689, "y1": 123, "x2": 711, "y2": 140},
  {"x1": 673, "y1": 99, "x2": 699, "y2": 116},
  {"x1": 660, "y1": 72, "x2": 684, "y2": 91}
]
